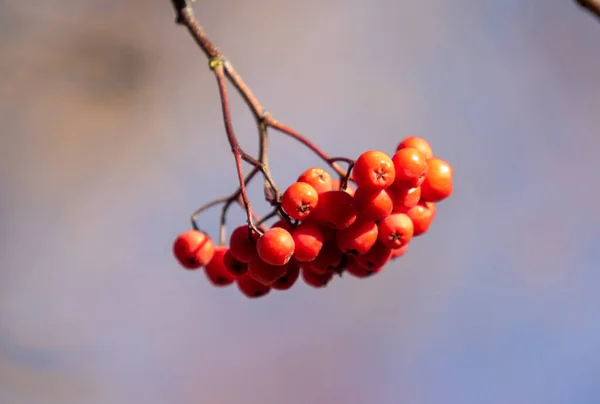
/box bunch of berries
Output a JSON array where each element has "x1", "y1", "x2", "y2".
[{"x1": 173, "y1": 136, "x2": 453, "y2": 299}]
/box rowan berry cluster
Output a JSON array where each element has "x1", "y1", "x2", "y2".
[{"x1": 173, "y1": 136, "x2": 453, "y2": 299}]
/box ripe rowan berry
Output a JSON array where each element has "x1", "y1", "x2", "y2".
[
  {"x1": 204, "y1": 246, "x2": 236, "y2": 286},
  {"x1": 377, "y1": 213, "x2": 414, "y2": 249},
  {"x1": 390, "y1": 244, "x2": 408, "y2": 259},
  {"x1": 297, "y1": 167, "x2": 333, "y2": 194},
  {"x1": 302, "y1": 267, "x2": 333, "y2": 288},
  {"x1": 311, "y1": 190, "x2": 357, "y2": 229},
  {"x1": 352, "y1": 150, "x2": 396, "y2": 190},
  {"x1": 304, "y1": 241, "x2": 343, "y2": 274},
  {"x1": 420, "y1": 157, "x2": 453, "y2": 202},
  {"x1": 345, "y1": 256, "x2": 379, "y2": 278},
  {"x1": 173, "y1": 229, "x2": 215, "y2": 269},
  {"x1": 391, "y1": 147, "x2": 428, "y2": 188},
  {"x1": 399, "y1": 201, "x2": 436, "y2": 236},
  {"x1": 353, "y1": 187, "x2": 393, "y2": 221},
  {"x1": 281, "y1": 182, "x2": 319, "y2": 220},
  {"x1": 272, "y1": 259, "x2": 301, "y2": 290},
  {"x1": 248, "y1": 254, "x2": 289, "y2": 286},
  {"x1": 291, "y1": 222, "x2": 324, "y2": 262},
  {"x1": 237, "y1": 272, "x2": 271, "y2": 298},
  {"x1": 271, "y1": 219, "x2": 293, "y2": 233},
  {"x1": 388, "y1": 185, "x2": 421, "y2": 211},
  {"x1": 229, "y1": 225, "x2": 259, "y2": 263},
  {"x1": 355, "y1": 241, "x2": 392, "y2": 270},
  {"x1": 256, "y1": 227, "x2": 295, "y2": 266},
  {"x1": 223, "y1": 249, "x2": 248, "y2": 276},
  {"x1": 336, "y1": 217, "x2": 378, "y2": 255},
  {"x1": 396, "y1": 136, "x2": 433, "y2": 159}
]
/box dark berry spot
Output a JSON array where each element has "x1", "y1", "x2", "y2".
[
  {"x1": 216, "y1": 276, "x2": 226, "y2": 284},
  {"x1": 277, "y1": 276, "x2": 288, "y2": 284},
  {"x1": 347, "y1": 248, "x2": 359, "y2": 255},
  {"x1": 254, "y1": 291, "x2": 264, "y2": 297}
]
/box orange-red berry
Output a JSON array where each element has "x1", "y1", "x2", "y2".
[
  {"x1": 302, "y1": 267, "x2": 333, "y2": 288},
  {"x1": 272, "y1": 259, "x2": 301, "y2": 290},
  {"x1": 420, "y1": 157, "x2": 453, "y2": 202},
  {"x1": 390, "y1": 244, "x2": 408, "y2": 260},
  {"x1": 256, "y1": 227, "x2": 295, "y2": 266},
  {"x1": 400, "y1": 201, "x2": 436, "y2": 236},
  {"x1": 355, "y1": 241, "x2": 392, "y2": 270},
  {"x1": 223, "y1": 249, "x2": 248, "y2": 276},
  {"x1": 353, "y1": 187, "x2": 394, "y2": 221},
  {"x1": 377, "y1": 213, "x2": 414, "y2": 249},
  {"x1": 237, "y1": 272, "x2": 271, "y2": 298},
  {"x1": 388, "y1": 186, "x2": 421, "y2": 211},
  {"x1": 336, "y1": 217, "x2": 378, "y2": 255},
  {"x1": 229, "y1": 225, "x2": 259, "y2": 263},
  {"x1": 204, "y1": 246, "x2": 236, "y2": 286},
  {"x1": 311, "y1": 190, "x2": 358, "y2": 229},
  {"x1": 248, "y1": 254, "x2": 288, "y2": 286},
  {"x1": 352, "y1": 150, "x2": 396, "y2": 190},
  {"x1": 271, "y1": 219, "x2": 294, "y2": 233},
  {"x1": 173, "y1": 229, "x2": 215, "y2": 269},
  {"x1": 345, "y1": 256, "x2": 381, "y2": 278},
  {"x1": 281, "y1": 182, "x2": 319, "y2": 220},
  {"x1": 396, "y1": 136, "x2": 433, "y2": 159},
  {"x1": 304, "y1": 241, "x2": 343, "y2": 274},
  {"x1": 291, "y1": 222, "x2": 324, "y2": 262},
  {"x1": 391, "y1": 147, "x2": 428, "y2": 188},
  {"x1": 297, "y1": 167, "x2": 333, "y2": 194}
]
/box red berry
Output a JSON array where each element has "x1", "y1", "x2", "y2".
[
  {"x1": 204, "y1": 246, "x2": 236, "y2": 286},
  {"x1": 400, "y1": 201, "x2": 436, "y2": 236},
  {"x1": 297, "y1": 167, "x2": 333, "y2": 194},
  {"x1": 352, "y1": 150, "x2": 396, "y2": 190},
  {"x1": 311, "y1": 190, "x2": 358, "y2": 229},
  {"x1": 248, "y1": 254, "x2": 288, "y2": 286},
  {"x1": 281, "y1": 182, "x2": 319, "y2": 220},
  {"x1": 377, "y1": 213, "x2": 414, "y2": 249},
  {"x1": 256, "y1": 227, "x2": 295, "y2": 266},
  {"x1": 396, "y1": 136, "x2": 433, "y2": 159},
  {"x1": 302, "y1": 267, "x2": 333, "y2": 288},
  {"x1": 304, "y1": 241, "x2": 343, "y2": 274},
  {"x1": 345, "y1": 256, "x2": 381, "y2": 278},
  {"x1": 272, "y1": 259, "x2": 301, "y2": 290},
  {"x1": 390, "y1": 244, "x2": 408, "y2": 260},
  {"x1": 388, "y1": 185, "x2": 421, "y2": 211},
  {"x1": 271, "y1": 219, "x2": 294, "y2": 233},
  {"x1": 336, "y1": 217, "x2": 378, "y2": 255},
  {"x1": 237, "y1": 272, "x2": 271, "y2": 298},
  {"x1": 353, "y1": 187, "x2": 393, "y2": 221},
  {"x1": 420, "y1": 157, "x2": 453, "y2": 202},
  {"x1": 391, "y1": 147, "x2": 428, "y2": 188},
  {"x1": 223, "y1": 249, "x2": 248, "y2": 276},
  {"x1": 355, "y1": 241, "x2": 392, "y2": 270},
  {"x1": 173, "y1": 230, "x2": 215, "y2": 269},
  {"x1": 229, "y1": 225, "x2": 259, "y2": 263},
  {"x1": 291, "y1": 222, "x2": 324, "y2": 262}
]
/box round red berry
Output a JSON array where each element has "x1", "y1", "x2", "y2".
[
  {"x1": 353, "y1": 187, "x2": 393, "y2": 221},
  {"x1": 311, "y1": 190, "x2": 358, "y2": 230},
  {"x1": 271, "y1": 259, "x2": 301, "y2": 290},
  {"x1": 173, "y1": 229, "x2": 215, "y2": 270},
  {"x1": 390, "y1": 244, "x2": 408, "y2": 260},
  {"x1": 420, "y1": 157, "x2": 453, "y2": 202},
  {"x1": 237, "y1": 272, "x2": 271, "y2": 298},
  {"x1": 223, "y1": 249, "x2": 248, "y2": 276},
  {"x1": 302, "y1": 267, "x2": 333, "y2": 288},
  {"x1": 271, "y1": 219, "x2": 294, "y2": 233},
  {"x1": 345, "y1": 256, "x2": 381, "y2": 278},
  {"x1": 352, "y1": 150, "x2": 396, "y2": 190},
  {"x1": 335, "y1": 217, "x2": 378, "y2": 255},
  {"x1": 229, "y1": 225, "x2": 259, "y2": 263},
  {"x1": 391, "y1": 147, "x2": 428, "y2": 188},
  {"x1": 389, "y1": 185, "x2": 421, "y2": 211},
  {"x1": 281, "y1": 182, "x2": 319, "y2": 220},
  {"x1": 355, "y1": 241, "x2": 392, "y2": 270},
  {"x1": 248, "y1": 254, "x2": 289, "y2": 286},
  {"x1": 291, "y1": 222, "x2": 324, "y2": 262},
  {"x1": 297, "y1": 167, "x2": 333, "y2": 194},
  {"x1": 256, "y1": 227, "x2": 295, "y2": 266},
  {"x1": 400, "y1": 201, "x2": 436, "y2": 236},
  {"x1": 204, "y1": 246, "x2": 236, "y2": 286},
  {"x1": 377, "y1": 213, "x2": 414, "y2": 249},
  {"x1": 396, "y1": 136, "x2": 433, "y2": 159},
  {"x1": 304, "y1": 241, "x2": 343, "y2": 274}
]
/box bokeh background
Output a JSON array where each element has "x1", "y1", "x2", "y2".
[{"x1": 1, "y1": 1, "x2": 600, "y2": 403}]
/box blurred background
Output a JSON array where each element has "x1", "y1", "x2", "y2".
[{"x1": 1, "y1": 0, "x2": 600, "y2": 403}]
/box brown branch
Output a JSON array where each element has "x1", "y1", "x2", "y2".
[{"x1": 576, "y1": 0, "x2": 600, "y2": 20}]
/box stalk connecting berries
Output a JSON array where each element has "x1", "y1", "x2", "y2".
[{"x1": 173, "y1": 136, "x2": 454, "y2": 299}]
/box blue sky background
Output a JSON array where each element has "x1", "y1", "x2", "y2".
[{"x1": 1, "y1": 1, "x2": 600, "y2": 403}]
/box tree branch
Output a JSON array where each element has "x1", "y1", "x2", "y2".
[{"x1": 576, "y1": 0, "x2": 600, "y2": 20}]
